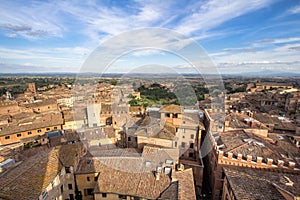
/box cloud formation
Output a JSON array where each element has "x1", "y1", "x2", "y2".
[{"x1": 0, "y1": 0, "x2": 299, "y2": 73}]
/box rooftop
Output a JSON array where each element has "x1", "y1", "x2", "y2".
[
  {"x1": 0, "y1": 112, "x2": 64, "y2": 136},
  {"x1": 0, "y1": 143, "x2": 83, "y2": 200},
  {"x1": 224, "y1": 166, "x2": 300, "y2": 199},
  {"x1": 172, "y1": 168, "x2": 196, "y2": 200},
  {"x1": 77, "y1": 157, "x2": 171, "y2": 199},
  {"x1": 160, "y1": 105, "x2": 183, "y2": 114},
  {"x1": 217, "y1": 130, "x2": 299, "y2": 163}
]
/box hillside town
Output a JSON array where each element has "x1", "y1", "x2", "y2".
[{"x1": 0, "y1": 76, "x2": 299, "y2": 200}]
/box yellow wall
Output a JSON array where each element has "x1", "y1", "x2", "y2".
[
  {"x1": 75, "y1": 173, "x2": 99, "y2": 200},
  {"x1": 0, "y1": 125, "x2": 62, "y2": 145}
]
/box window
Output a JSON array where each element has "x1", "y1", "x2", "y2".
[
  {"x1": 94, "y1": 176, "x2": 98, "y2": 182},
  {"x1": 87, "y1": 176, "x2": 90, "y2": 182},
  {"x1": 165, "y1": 159, "x2": 174, "y2": 165},
  {"x1": 37, "y1": 129, "x2": 42, "y2": 133},
  {"x1": 68, "y1": 184, "x2": 73, "y2": 190},
  {"x1": 173, "y1": 113, "x2": 178, "y2": 118},
  {"x1": 46, "y1": 128, "x2": 50, "y2": 131},
  {"x1": 42, "y1": 191, "x2": 48, "y2": 200},
  {"x1": 119, "y1": 195, "x2": 126, "y2": 199},
  {"x1": 54, "y1": 127, "x2": 57, "y2": 130},
  {"x1": 181, "y1": 142, "x2": 186, "y2": 148},
  {"x1": 17, "y1": 133, "x2": 22, "y2": 137},
  {"x1": 69, "y1": 194, "x2": 74, "y2": 200},
  {"x1": 60, "y1": 185, "x2": 64, "y2": 193},
  {"x1": 189, "y1": 152, "x2": 194, "y2": 158},
  {"x1": 174, "y1": 141, "x2": 177, "y2": 147},
  {"x1": 191, "y1": 134, "x2": 194, "y2": 139},
  {"x1": 48, "y1": 106, "x2": 50, "y2": 109},
  {"x1": 190, "y1": 143, "x2": 194, "y2": 149},
  {"x1": 165, "y1": 113, "x2": 170, "y2": 118},
  {"x1": 28, "y1": 131, "x2": 32, "y2": 135},
  {"x1": 5, "y1": 136, "x2": 10, "y2": 140},
  {"x1": 65, "y1": 167, "x2": 71, "y2": 173},
  {"x1": 128, "y1": 137, "x2": 131, "y2": 141},
  {"x1": 102, "y1": 193, "x2": 107, "y2": 198},
  {"x1": 84, "y1": 188, "x2": 93, "y2": 196}
]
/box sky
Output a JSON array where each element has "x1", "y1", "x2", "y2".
[{"x1": 0, "y1": 0, "x2": 300, "y2": 74}]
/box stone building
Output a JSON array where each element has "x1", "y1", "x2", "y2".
[
  {"x1": 222, "y1": 167, "x2": 300, "y2": 200},
  {"x1": 134, "y1": 105, "x2": 205, "y2": 196},
  {"x1": 0, "y1": 112, "x2": 64, "y2": 146},
  {"x1": 75, "y1": 144, "x2": 196, "y2": 200},
  {"x1": 203, "y1": 109, "x2": 300, "y2": 200},
  {"x1": 87, "y1": 103, "x2": 101, "y2": 127},
  {"x1": 0, "y1": 143, "x2": 84, "y2": 200}
]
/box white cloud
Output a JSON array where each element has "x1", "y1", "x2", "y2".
[
  {"x1": 0, "y1": 1, "x2": 64, "y2": 38},
  {"x1": 131, "y1": 49, "x2": 165, "y2": 57},
  {"x1": 211, "y1": 40, "x2": 300, "y2": 73},
  {"x1": 0, "y1": 46, "x2": 91, "y2": 72},
  {"x1": 174, "y1": 0, "x2": 273, "y2": 35},
  {"x1": 5, "y1": 33, "x2": 17, "y2": 38},
  {"x1": 257, "y1": 37, "x2": 300, "y2": 44},
  {"x1": 0, "y1": 0, "x2": 294, "y2": 74},
  {"x1": 288, "y1": 4, "x2": 300, "y2": 14}
]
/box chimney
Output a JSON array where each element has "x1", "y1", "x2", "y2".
[
  {"x1": 218, "y1": 151, "x2": 224, "y2": 160},
  {"x1": 267, "y1": 158, "x2": 273, "y2": 166},
  {"x1": 278, "y1": 160, "x2": 284, "y2": 168},
  {"x1": 247, "y1": 155, "x2": 252, "y2": 163},
  {"x1": 288, "y1": 162, "x2": 295, "y2": 169},
  {"x1": 237, "y1": 154, "x2": 242, "y2": 161},
  {"x1": 257, "y1": 157, "x2": 263, "y2": 164},
  {"x1": 155, "y1": 171, "x2": 160, "y2": 181}
]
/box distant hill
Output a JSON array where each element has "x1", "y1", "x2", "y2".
[
  {"x1": 228, "y1": 70, "x2": 300, "y2": 77},
  {"x1": 0, "y1": 70, "x2": 299, "y2": 77}
]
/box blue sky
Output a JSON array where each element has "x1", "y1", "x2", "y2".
[{"x1": 0, "y1": 0, "x2": 300, "y2": 74}]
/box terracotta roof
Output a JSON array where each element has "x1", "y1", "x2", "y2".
[
  {"x1": 158, "y1": 181, "x2": 178, "y2": 200},
  {"x1": 77, "y1": 157, "x2": 171, "y2": 199},
  {"x1": 0, "y1": 112, "x2": 63, "y2": 136},
  {"x1": 0, "y1": 143, "x2": 83, "y2": 200},
  {"x1": 23, "y1": 98, "x2": 57, "y2": 108},
  {"x1": 160, "y1": 105, "x2": 183, "y2": 113},
  {"x1": 225, "y1": 113, "x2": 267, "y2": 130},
  {"x1": 142, "y1": 144, "x2": 179, "y2": 164},
  {"x1": 78, "y1": 145, "x2": 179, "y2": 174},
  {"x1": 154, "y1": 123, "x2": 176, "y2": 140},
  {"x1": 172, "y1": 168, "x2": 196, "y2": 200},
  {"x1": 253, "y1": 113, "x2": 274, "y2": 124},
  {"x1": 218, "y1": 130, "x2": 299, "y2": 164},
  {"x1": 224, "y1": 166, "x2": 300, "y2": 199}
]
